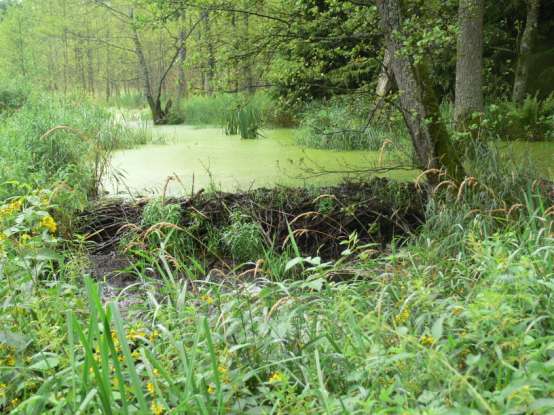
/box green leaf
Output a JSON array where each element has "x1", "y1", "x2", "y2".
[
  {"x1": 29, "y1": 354, "x2": 60, "y2": 371},
  {"x1": 431, "y1": 316, "x2": 445, "y2": 340}
]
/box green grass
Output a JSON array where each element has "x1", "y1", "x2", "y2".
[
  {"x1": 1, "y1": 185, "x2": 552, "y2": 414},
  {"x1": 181, "y1": 92, "x2": 294, "y2": 128},
  {"x1": 1, "y1": 91, "x2": 554, "y2": 414}
]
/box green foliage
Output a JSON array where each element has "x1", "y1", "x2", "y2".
[
  {"x1": 296, "y1": 99, "x2": 410, "y2": 151},
  {"x1": 222, "y1": 211, "x2": 265, "y2": 262},
  {"x1": 181, "y1": 92, "x2": 292, "y2": 128},
  {"x1": 224, "y1": 105, "x2": 261, "y2": 139},
  {"x1": 0, "y1": 92, "x2": 152, "y2": 211},
  {"x1": 485, "y1": 95, "x2": 554, "y2": 141},
  {"x1": 0, "y1": 82, "x2": 28, "y2": 115},
  {"x1": 1, "y1": 189, "x2": 552, "y2": 413}
]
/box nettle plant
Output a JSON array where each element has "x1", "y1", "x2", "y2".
[{"x1": 0, "y1": 191, "x2": 60, "y2": 280}]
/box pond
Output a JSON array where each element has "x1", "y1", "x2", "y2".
[
  {"x1": 106, "y1": 125, "x2": 416, "y2": 196},
  {"x1": 106, "y1": 123, "x2": 553, "y2": 196}
]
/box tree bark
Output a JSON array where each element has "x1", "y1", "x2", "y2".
[
  {"x1": 376, "y1": 0, "x2": 464, "y2": 182},
  {"x1": 177, "y1": 12, "x2": 188, "y2": 100},
  {"x1": 202, "y1": 9, "x2": 215, "y2": 96},
  {"x1": 512, "y1": 0, "x2": 540, "y2": 104},
  {"x1": 131, "y1": 22, "x2": 165, "y2": 124},
  {"x1": 455, "y1": 0, "x2": 485, "y2": 128}
]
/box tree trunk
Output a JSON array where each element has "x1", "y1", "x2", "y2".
[
  {"x1": 455, "y1": 0, "x2": 485, "y2": 128},
  {"x1": 202, "y1": 9, "x2": 215, "y2": 96},
  {"x1": 376, "y1": 0, "x2": 464, "y2": 182},
  {"x1": 243, "y1": 13, "x2": 254, "y2": 94},
  {"x1": 131, "y1": 22, "x2": 166, "y2": 124},
  {"x1": 177, "y1": 13, "x2": 188, "y2": 100},
  {"x1": 512, "y1": 0, "x2": 540, "y2": 104}
]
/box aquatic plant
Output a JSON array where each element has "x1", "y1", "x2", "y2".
[{"x1": 224, "y1": 105, "x2": 261, "y2": 139}]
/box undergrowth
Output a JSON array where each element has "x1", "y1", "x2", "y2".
[
  {"x1": 296, "y1": 98, "x2": 411, "y2": 152},
  {"x1": 0, "y1": 92, "x2": 553, "y2": 414}
]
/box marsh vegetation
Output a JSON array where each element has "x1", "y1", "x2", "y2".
[{"x1": 0, "y1": 0, "x2": 553, "y2": 414}]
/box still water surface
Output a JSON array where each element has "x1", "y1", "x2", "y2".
[{"x1": 107, "y1": 124, "x2": 553, "y2": 196}]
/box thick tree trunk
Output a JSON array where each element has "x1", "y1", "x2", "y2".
[
  {"x1": 513, "y1": 0, "x2": 540, "y2": 104},
  {"x1": 455, "y1": 0, "x2": 485, "y2": 128},
  {"x1": 376, "y1": 0, "x2": 464, "y2": 182}
]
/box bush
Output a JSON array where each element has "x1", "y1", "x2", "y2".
[
  {"x1": 296, "y1": 99, "x2": 410, "y2": 151},
  {"x1": 483, "y1": 95, "x2": 554, "y2": 141},
  {"x1": 0, "y1": 83, "x2": 28, "y2": 115},
  {"x1": 222, "y1": 212, "x2": 265, "y2": 262}
]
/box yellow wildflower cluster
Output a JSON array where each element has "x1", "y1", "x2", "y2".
[
  {"x1": 3, "y1": 354, "x2": 16, "y2": 366},
  {"x1": 394, "y1": 308, "x2": 410, "y2": 325},
  {"x1": 149, "y1": 330, "x2": 160, "y2": 342},
  {"x1": 420, "y1": 335, "x2": 436, "y2": 347},
  {"x1": 207, "y1": 384, "x2": 216, "y2": 395},
  {"x1": 201, "y1": 294, "x2": 214, "y2": 305},
  {"x1": 40, "y1": 215, "x2": 57, "y2": 234},
  {"x1": 218, "y1": 365, "x2": 230, "y2": 383},
  {"x1": 150, "y1": 401, "x2": 164, "y2": 415},
  {"x1": 127, "y1": 328, "x2": 146, "y2": 341},
  {"x1": 0, "y1": 199, "x2": 22, "y2": 218},
  {"x1": 268, "y1": 372, "x2": 284, "y2": 383},
  {"x1": 147, "y1": 382, "x2": 155, "y2": 394}
]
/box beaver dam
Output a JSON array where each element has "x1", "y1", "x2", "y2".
[{"x1": 80, "y1": 179, "x2": 426, "y2": 281}]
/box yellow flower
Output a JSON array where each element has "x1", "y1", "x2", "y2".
[
  {"x1": 0, "y1": 199, "x2": 23, "y2": 217},
  {"x1": 394, "y1": 308, "x2": 410, "y2": 325},
  {"x1": 10, "y1": 398, "x2": 20, "y2": 409},
  {"x1": 127, "y1": 328, "x2": 146, "y2": 341},
  {"x1": 40, "y1": 215, "x2": 57, "y2": 234},
  {"x1": 6, "y1": 355, "x2": 16, "y2": 366},
  {"x1": 207, "y1": 384, "x2": 216, "y2": 394},
  {"x1": 149, "y1": 330, "x2": 160, "y2": 342},
  {"x1": 420, "y1": 335, "x2": 436, "y2": 347},
  {"x1": 151, "y1": 401, "x2": 164, "y2": 415},
  {"x1": 20, "y1": 233, "x2": 31, "y2": 243},
  {"x1": 147, "y1": 382, "x2": 155, "y2": 394},
  {"x1": 268, "y1": 372, "x2": 284, "y2": 383},
  {"x1": 132, "y1": 350, "x2": 141, "y2": 360},
  {"x1": 0, "y1": 383, "x2": 6, "y2": 397},
  {"x1": 153, "y1": 369, "x2": 160, "y2": 377},
  {"x1": 201, "y1": 295, "x2": 214, "y2": 305},
  {"x1": 218, "y1": 365, "x2": 230, "y2": 383}
]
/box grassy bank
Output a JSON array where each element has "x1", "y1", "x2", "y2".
[{"x1": 0, "y1": 89, "x2": 553, "y2": 414}]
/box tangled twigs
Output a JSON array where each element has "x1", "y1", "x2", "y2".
[{"x1": 79, "y1": 179, "x2": 427, "y2": 259}]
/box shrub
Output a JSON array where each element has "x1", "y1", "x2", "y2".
[
  {"x1": 483, "y1": 95, "x2": 554, "y2": 141},
  {"x1": 0, "y1": 84, "x2": 28, "y2": 115},
  {"x1": 296, "y1": 99, "x2": 410, "y2": 151},
  {"x1": 222, "y1": 212, "x2": 265, "y2": 262}
]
